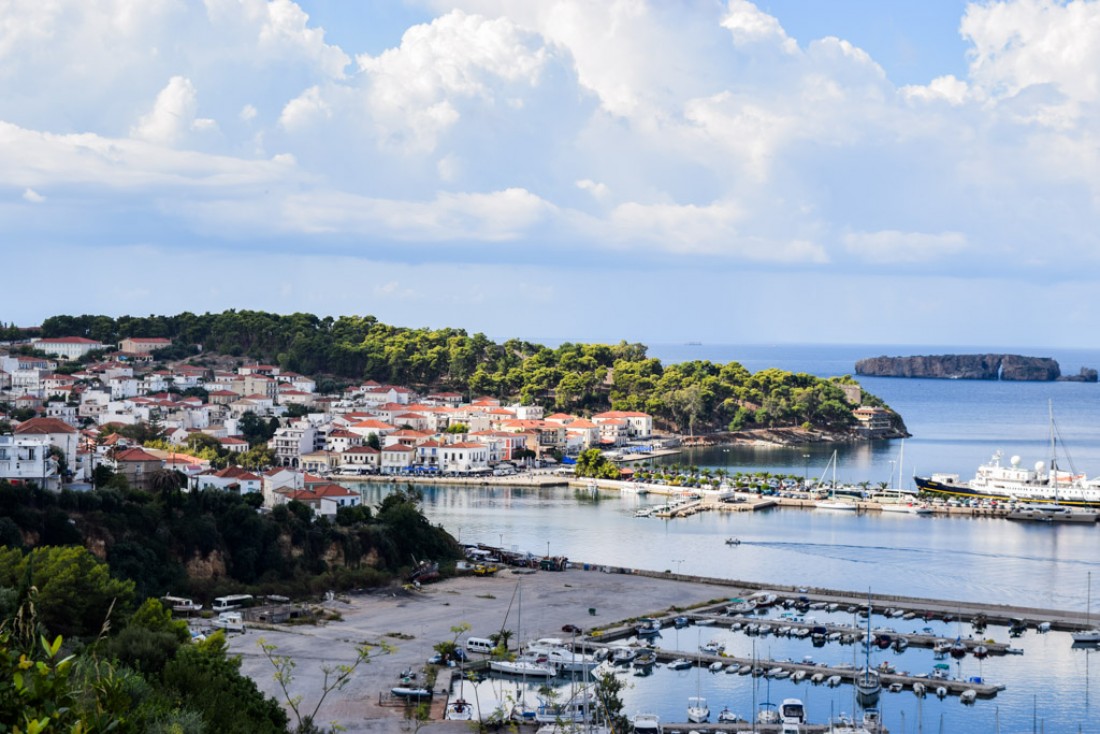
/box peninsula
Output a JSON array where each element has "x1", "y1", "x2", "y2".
[{"x1": 855, "y1": 353, "x2": 1098, "y2": 382}]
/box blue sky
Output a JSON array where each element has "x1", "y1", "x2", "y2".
[{"x1": 3, "y1": 0, "x2": 1100, "y2": 348}]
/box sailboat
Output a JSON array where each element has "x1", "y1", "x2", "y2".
[
  {"x1": 814, "y1": 451, "x2": 859, "y2": 511},
  {"x1": 1072, "y1": 572, "x2": 1100, "y2": 644},
  {"x1": 686, "y1": 630, "x2": 709, "y2": 722},
  {"x1": 855, "y1": 593, "x2": 882, "y2": 708}
]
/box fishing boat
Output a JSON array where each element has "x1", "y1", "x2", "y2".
[
  {"x1": 915, "y1": 403, "x2": 1100, "y2": 508},
  {"x1": 634, "y1": 618, "x2": 662, "y2": 638},
  {"x1": 1072, "y1": 571, "x2": 1100, "y2": 644}
]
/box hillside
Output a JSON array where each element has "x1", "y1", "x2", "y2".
[{"x1": 28, "y1": 310, "x2": 906, "y2": 437}]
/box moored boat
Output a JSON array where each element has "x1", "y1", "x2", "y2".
[{"x1": 915, "y1": 404, "x2": 1100, "y2": 508}]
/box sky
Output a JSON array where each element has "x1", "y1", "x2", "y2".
[{"x1": 3, "y1": 0, "x2": 1100, "y2": 348}]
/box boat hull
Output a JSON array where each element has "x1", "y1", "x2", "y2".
[{"x1": 915, "y1": 476, "x2": 1100, "y2": 509}]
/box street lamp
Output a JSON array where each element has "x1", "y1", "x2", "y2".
[{"x1": 672, "y1": 559, "x2": 684, "y2": 575}]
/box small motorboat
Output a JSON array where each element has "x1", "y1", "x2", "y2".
[
  {"x1": 936, "y1": 686, "x2": 948, "y2": 699},
  {"x1": 960, "y1": 689, "x2": 977, "y2": 705},
  {"x1": 725, "y1": 537, "x2": 740, "y2": 545},
  {"x1": 709, "y1": 661, "x2": 725, "y2": 672},
  {"x1": 391, "y1": 686, "x2": 433, "y2": 700},
  {"x1": 888, "y1": 682, "x2": 904, "y2": 693},
  {"x1": 446, "y1": 698, "x2": 473, "y2": 720},
  {"x1": 913, "y1": 682, "x2": 927, "y2": 697},
  {"x1": 718, "y1": 706, "x2": 742, "y2": 723},
  {"x1": 666, "y1": 658, "x2": 692, "y2": 671},
  {"x1": 724, "y1": 663, "x2": 742, "y2": 674},
  {"x1": 810, "y1": 672, "x2": 826, "y2": 684},
  {"x1": 826, "y1": 675, "x2": 843, "y2": 687},
  {"x1": 790, "y1": 670, "x2": 806, "y2": 683}
]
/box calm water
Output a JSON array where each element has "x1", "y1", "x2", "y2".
[
  {"x1": 358, "y1": 482, "x2": 1100, "y2": 734},
  {"x1": 645, "y1": 343, "x2": 1100, "y2": 488},
  {"x1": 357, "y1": 344, "x2": 1100, "y2": 732}
]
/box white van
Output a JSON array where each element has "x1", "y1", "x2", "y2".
[{"x1": 466, "y1": 637, "x2": 495, "y2": 654}]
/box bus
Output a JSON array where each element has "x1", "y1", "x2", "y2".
[{"x1": 211, "y1": 594, "x2": 254, "y2": 612}]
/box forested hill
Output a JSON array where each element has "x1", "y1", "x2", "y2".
[{"x1": 26, "y1": 311, "x2": 898, "y2": 434}]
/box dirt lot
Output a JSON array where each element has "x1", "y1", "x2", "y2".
[{"x1": 224, "y1": 568, "x2": 738, "y2": 732}]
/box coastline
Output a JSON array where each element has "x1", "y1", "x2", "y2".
[{"x1": 224, "y1": 561, "x2": 1094, "y2": 732}]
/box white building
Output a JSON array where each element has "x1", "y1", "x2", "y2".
[
  {"x1": 0, "y1": 434, "x2": 59, "y2": 489},
  {"x1": 32, "y1": 336, "x2": 110, "y2": 360}
]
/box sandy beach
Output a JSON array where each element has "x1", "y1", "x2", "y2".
[{"x1": 224, "y1": 568, "x2": 731, "y2": 732}]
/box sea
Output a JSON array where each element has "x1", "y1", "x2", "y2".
[{"x1": 355, "y1": 344, "x2": 1100, "y2": 733}]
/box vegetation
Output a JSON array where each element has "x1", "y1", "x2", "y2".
[
  {"x1": 0, "y1": 568, "x2": 289, "y2": 733},
  {"x1": 30, "y1": 310, "x2": 900, "y2": 434},
  {"x1": 0, "y1": 480, "x2": 462, "y2": 603},
  {"x1": 572, "y1": 449, "x2": 621, "y2": 480}
]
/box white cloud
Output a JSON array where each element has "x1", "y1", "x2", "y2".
[
  {"x1": 131, "y1": 76, "x2": 208, "y2": 145},
  {"x1": 239, "y1": 104, "x2": 258, "y2": 121},
  {"x1": 901, "y1": 75, "x2": 970, "y2": 105},
  {"x1": 961, "y1": 0, "x2": 1100, "y2": 110},
  {"x1": 279, "y1": 85, "x2": 332, "y2": 131},
  {"x1": 843, "y1": 230, "x2": 968, "y2": 264},
  {"x1": 721, "y1": 0, "x2": 797, "y2": 52},
  {"x1": 353, "y1": 10, "x2": 549, "y2": 152},
  {"x1": 575, "y1": 178, "x2": 609, "y2": 199},
  {"x1": 22, "y1": 188, "x2": 45, "y2": 203}
]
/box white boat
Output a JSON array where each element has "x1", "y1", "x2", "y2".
[
  {"x1": 826, "y1": 674, "x2": 842, "y2": 687},
  {"x1": 161, "y1": 595, "x2": 202, "y2": 614},
  {"x1": 718, "y1": 706, "x2": 742, "y2": 723},
  {"x1": 211, "y1": 612, "x2": 244, "y2": 632},
  {"x1": 631, "y1": 713, "x2": 662, "y2": 734},
  {"x1": 960, "y1": 689, "x2": 977, "y2": 705},
  {"x1": 445, "y1": 698, "x2": 473, "y2": 720},
  {"x1": 724, "y1": 662, "x2": 741, "y2": 674},
  {"x1": 686, "y1": 696, "x2": 709, "y2": 723},
  {"x1": 855, "y1": 595, "x2": 882, "y2": 708},
  {"x1": 526, "y1": 642, "x2": 599, "y2": 672},
  {"x1": 935, "y1": 685, "x2": 948, "y2": 699},
  {"x1": 666, "y1": 658, "x2": 692, "y2": 671},
  {"x1": 780, "y1": 698, "x2": 806, "y2": 725},
  {"x1": 814, "y1": 452, "x2": 860, "y2": 510},
  {"x1": 757, "y1": 702, "x2": 780, "y2": 724},
  {"x1": 913, "y1": 682, "x2": 926, "y2": 697},
  {"x1": 490, "y1": 658, "x2": 558, "y2": 677},
  {"x1": 1073, "y1": 571, "x2": 1100, "y2": 644},
  {"x1": 916, "y1": 403, "x2": 1100, "y2": 508}
]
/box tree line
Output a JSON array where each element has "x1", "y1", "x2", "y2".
[{"x1": 31, "y1": 310, "x2": 902, "y2": 434}]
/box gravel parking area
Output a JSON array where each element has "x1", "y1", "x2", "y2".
[{"x1": 225, "y1": 568, "x2": 726, "y2": 732}]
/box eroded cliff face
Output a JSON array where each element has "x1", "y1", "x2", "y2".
[{"x1": 855, "y1": 354, "x2": 1061, "y2": 381}]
